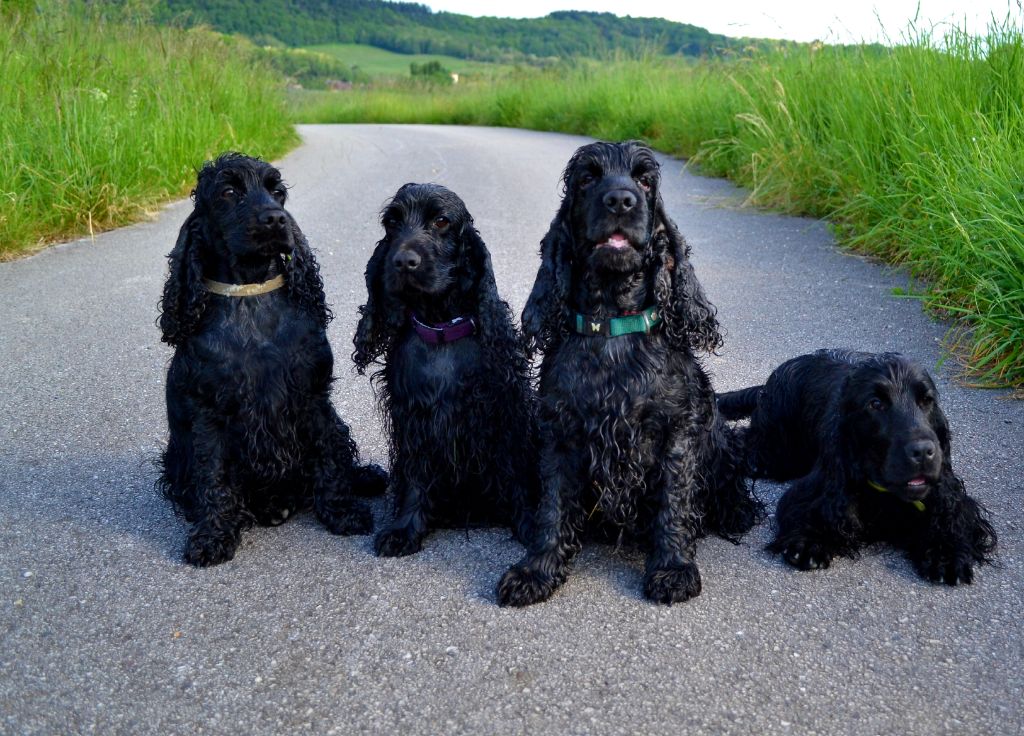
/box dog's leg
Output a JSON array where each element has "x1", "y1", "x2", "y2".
[
  {"x1": 183, "y1": 424, "x2": 247, "y2": 567},
  {"x1": 374, "y1": 463, "x2": 431, "y2": 557},
  {"x1": 309, "y1": 405, "x2": 374, "y2": 536},
  {"x1": 700, "y1": 420, "x2": 762, "y2": 540},
  {"x1": 643, "y1": 434, "x2": 703, "y2": 605},
  {"x1": 767, "y1": 469, "x2": 857, "y2": 570},
  {"x1": 497, "y1": 445, "x2": 582, "y2": 607}
]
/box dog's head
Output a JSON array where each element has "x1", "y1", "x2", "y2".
[
  {"x1": 353, "y1": 183, "x2": 507, "y2": 372},
  {"x1": 193, "y1": 152, "x2": 298, "y2": 260},
  {"x1": 158, "y1": 153, "x2": 328, "y2": 346},
  {"x1": 839, "y1": 354, "x2": 950, "y2": 503},
  {"x1": 563, "y1": 140, "x2": 662, "y2": 275},
  {"x1": 378, "y1": 182, "x2": 477, "y2": 300},
  {"x1": 522, "y1": 140, "x2": 721, "y2": 355}
]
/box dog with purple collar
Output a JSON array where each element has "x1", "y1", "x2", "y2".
[{"x1": 353, "y1": 183, "x2": 538, "y2": 557}]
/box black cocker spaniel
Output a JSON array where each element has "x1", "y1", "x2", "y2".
[
  {"x1": 353, "y1": 183, "x2": 537, "y2": 557},
  {"x1": 497, "y1": 140, "x2": 761, "y2": 607},
  {"x1": 158, "y1": 152, "x2": 385, "y2": 567},
  {"x1": 718, "y1": 349, "x2": 997, "y2": 584}
]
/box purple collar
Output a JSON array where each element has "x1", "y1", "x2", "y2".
[{"x1": 409, "y1": 312, "x2": 476, "y2": 344}]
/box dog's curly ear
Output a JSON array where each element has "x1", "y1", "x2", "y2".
[
  {"x1": 285, "y1": 218, "x2": 332, "y2": 329},
  {"x1": 159, "y1": 209, "x2": 208, "y2": 346},
  {"x1": 458, "y1": 222, "x2": 526, "y2": 374},
  {"x1": 652, "y1": 198, "x2": 723, "y2": 354},
  {"x1": 522, "y1": 196, "x2": 573, "y2": 356},
  {"x1": 352, "y1": 237, "x2": 404, "y2": 374}
]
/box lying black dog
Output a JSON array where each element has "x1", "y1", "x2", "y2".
[
  {"x1": 158, "y1": 152, "x2": 385, "y2": 566},
  {"x1": 497, "y1": 141, "x2": 761, "y2": 607},
  {"x1": 718, "y1": 349, "x2": 997, "y2": 584},
  {"x1": 353, "y1": 183, "x2": 537, "y2": 557}
]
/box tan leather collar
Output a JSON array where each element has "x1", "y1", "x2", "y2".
[{"x1": 202, "y1": 275, "x2": 285, "y2": 297}]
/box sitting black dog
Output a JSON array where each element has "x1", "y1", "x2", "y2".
[
  {"x1": 352, "y1": 183, "x2": 537, "y2": 556},
  {"x1": 158, "y1": 152, "x2": 385, "y2": 567},
  {"x1": 496, "y1": 141, "x2": 761, "y2": 607},
  {"x1": 718, "y1": 349, "x2": 997, "y2": 584}
]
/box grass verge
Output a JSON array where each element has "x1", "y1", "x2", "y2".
[{"x1": 0, "y1": 2, "x2": 297, "y2": 259}]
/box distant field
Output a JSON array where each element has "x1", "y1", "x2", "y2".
[{"x1": 303, "y1": 43, "x2": 510, "y2": 77}]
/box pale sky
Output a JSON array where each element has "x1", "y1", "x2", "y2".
[{"x1": 418, "y1": 0, "x2": 1021, "y2": 43}]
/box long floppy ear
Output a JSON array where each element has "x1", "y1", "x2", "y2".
[
  {"x1": 158, "y1": 209, "x2": 208, "y2": 346},
  {"x1": 522, "y1": 195, "x2": 573, "y2": 356},
  {"x1": 285, "y1": 218, "x2": 332, "y2": 329},
  {"x1": 352, "y1": 237, "x2": 404, "y2": 374},
  {"x1": 458, "y1": 222, "x2": 527, "y2": 379},
  {"x1": 652, "y1": 198, "x2": 723, "y2": 354}
]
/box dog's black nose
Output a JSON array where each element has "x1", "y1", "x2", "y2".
[
  {"x1": 258, "y1": 209, "x2": 288, "y2": 229},
  {"x1": 906, "y1": 439, "x2": 937, "y2": 464},
  {"x1": 393, "y1": 249, "x2": 421, "y2": 272},
  {"x1": 603, "y1": 189, "x2": 637, "y2": 214}
]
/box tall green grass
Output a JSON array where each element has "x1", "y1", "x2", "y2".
[
  {"x1": 0, "y1": 2, "x2": 297, "y2": 258},
  {"x1": 294, "y1": 29, "x2": 1024, "y2": 390}
]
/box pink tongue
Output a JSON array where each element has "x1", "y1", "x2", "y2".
[
  {"x1": 603, "y1": 234, "x2": 630, "y2": 249},
  {"x1": 908, "y1": 477, "x2": 926, "y2": 486}
]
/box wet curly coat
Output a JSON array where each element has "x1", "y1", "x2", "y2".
[
  {"x1": 353, "y1": 183, "x2": 537, "y2": 557},
  {"x1": 496, "y1": 141, "x2": 762, "y2": 607},
  {"x1": 158, "y1": 153, "x2": 384, "y2": 567}
]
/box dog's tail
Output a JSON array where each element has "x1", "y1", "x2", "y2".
[
  {"x1": 716, "y1": 385, "x2": 763, "y2": 420},
  {"x1": 351, "y1": 463, "x2": 389, "y2": 496}
]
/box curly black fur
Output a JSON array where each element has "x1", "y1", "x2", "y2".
[
  {"x1": 496, "y1": 141, "x2": 762, "y2": 607},
  {"x1": 352, "y1": 183, "x2": 538, "y2": 557},
  {"x1": 157, "y1": 152, "x2": 386, "y2": 567},
  {"x1": 719, "y1": 349, "x2": 997, "y2": 585}
]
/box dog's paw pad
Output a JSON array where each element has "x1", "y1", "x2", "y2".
[
  {"x1": 374, "y1": 526, "x2": 423, "y2": 557},
  {"x1": 319, "y1": 501, "x2": 373, "y2": 536},
  {"x1": 916, "y1": 549, "x2": 974, "y2": 586},
  {"x1": 643, "y1": 563, "x2": 702, "y2": 605},
  {"x1": 781, "y1": 541, "x2": 833, "y2": 571},
  {"x1": 184, "y1": 534, "x2": 237, "y2": 567},
  {"x1": 496, "y1": 566, "x2": 557, "y2": 607}
]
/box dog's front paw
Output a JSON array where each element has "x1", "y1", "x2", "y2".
[
  {"x1": 374, "y1": 525, "x2": 423, "y2": 557},
  {"x1": 643, "y1": 562, "x2": 702, "y2": 605},
  {"x1": 184, "y1": 531, "x2": 238, "y2": 567},
  {"x1": 496, "y1": 565, "x2": 560, "y2": 607},
  {"x1": 778, "y1": 539, "x2": 834, "y2": 571},
  {"x1": 912, "y1": 547, "x2": 975, "y2": 586},
  {"x1": 318, "y1": 499, "x2": 373, "y2": 536}
]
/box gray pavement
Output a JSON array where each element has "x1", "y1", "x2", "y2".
[{"x1": 1, "y1": 124, "x2": 1021, "y2": 735}]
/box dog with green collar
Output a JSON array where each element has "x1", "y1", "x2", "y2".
[{"x1": 718, "y1": 349, "x2": 997, "y2": 585}]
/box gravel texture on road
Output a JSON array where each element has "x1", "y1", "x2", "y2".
[{"x1": 1, "y1": 125, "x2": 1021, "y2": 735}]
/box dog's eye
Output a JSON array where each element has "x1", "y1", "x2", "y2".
[
  {"x1": 271, "y1": 186, "x2": 286, "y2": 202},
  {"x1": 867, "y1": 398, "x2": 886, "y2": 411},
  {"x1": 433, "y1": 216, "x2": 450, "y2": 229},
  {"x1": 578, "y1": 173, "x2": 596, "y2": 189},
  {"x1": 221, "y1": 187, "x2": 237, "y2": 200},
  {"x1": 635, "y1": 174, "x2": 653, "y2": 192},
  {"x1": 383, "y1": 216, "x2": 399, "y2": 229},
  {"x1": 919, "y1": 394, "x2": 935, "y2": 408}
]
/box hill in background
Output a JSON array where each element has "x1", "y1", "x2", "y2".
[{"x1": 157, "y1": 0, "x2": 759, "y2": 62}]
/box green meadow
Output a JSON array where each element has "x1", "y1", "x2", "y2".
[
  {"x1": 0, "y1": 4, "x2": 295, "y2": 259},
  {"x1": 303, "y1": 43, "x2": 511, "y2": 78},
  {"x1": 3, "y1": 2, "x2": 1022, "y2": 389}
]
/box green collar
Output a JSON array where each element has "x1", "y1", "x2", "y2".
[
  {"x1": 867, "y1": 480, "x2": 926, "y2": 512},
  {"x1": 574, "y1": 306, "x2": 662, "y2": 337}
]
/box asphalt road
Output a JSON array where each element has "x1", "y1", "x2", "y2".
[{"x1": 1, "y1": 125, "x2": 1022, "y2": 736}]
